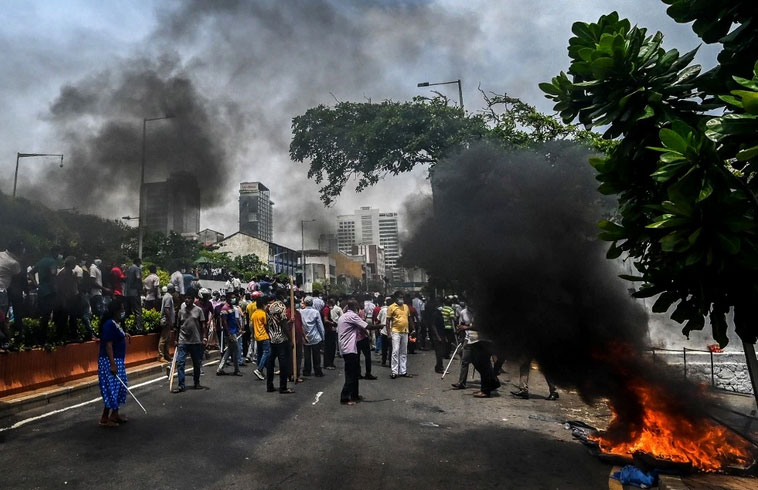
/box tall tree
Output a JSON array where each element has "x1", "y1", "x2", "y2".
[
  {"x1": 541, "y1": 4, "x2": 758, "y2": 400},
  {"x1": 290, "y1": 93, "x2": 606, "y2": 206}
]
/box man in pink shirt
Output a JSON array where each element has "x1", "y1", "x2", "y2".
[{"x1": 337, "y1": 299, "x2": 368, "y2": 406}]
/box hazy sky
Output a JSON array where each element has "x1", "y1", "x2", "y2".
[{"x1": 0, "y1": 0, "x2": 717, "y2": 249}]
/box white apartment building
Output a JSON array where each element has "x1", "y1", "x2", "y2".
[{"x1": 337, "y1": 206, "x2": 400, "y2": 279}]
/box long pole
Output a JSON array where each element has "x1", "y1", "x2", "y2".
[
  {"x1": 12, "y1": 153, "x2": 20, "y2": 199},
  {"x1": 301, "y1": 220, "x2": 306, "y2": 291},
  {"x1": 457, "y1": 79, "x2": 464, "y2": 110},
  {"x1": 138, "y1": 119, "x2": 147, "y2": 260},
  {"x1": 290, "y1": 275, "x2": 296, "y2": 381}
]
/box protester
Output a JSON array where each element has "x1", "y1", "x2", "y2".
[
  {"x1": 110, "y1": 263, "x2": 126, "y2": 306},
  {"x1": 195, "y1": 288, "x2": 215, "y2": 353},
  {"x1": 216, "y1": 292, "x2": 243, "y2": 377},
  {"x1": 323, "y1": 298, "x2": 341, "y2": 370},
  {"x1": 250, "y1": 296, "x2": 269, "y2": 380},
  {"x1": 512, "y1": 358, "x2": 558, "y2": 400},
  {"x1": 423, "y1": 298, "x2": 446, "y2": 374},
  {"x1": 172, "y1": 291, "x2": 207, "y2": 393},
  {"x1": 32, "y1": 246, "x2": 60, "y2": 346},
  {"x1": 286, "y1": 299, "x2": 305, "y2": 384},
  {"x1": 97, "y1": 300, "x2": 130, "y2": 427},
  {"x1": 312, "y1": 291, "x2": 325, "y2": 312},
  {"x1": 300, "y1": 297, "x2": 325, "y2": 377},
  {"x1": 451, "y1": 303, "x2": 476, "y2": 390},
  {"x1": 158, "y1": 285, "x2": 175, "y2": 361},
  {"x1": 265, "y1": 295, "x2": 294, "y2": 394},
  {"x1": 386, "y1": 292, "x2": 412, "y2": 379},
  {"x1": 143, "y1": 265, "x2": 160, "y2": 311},
  {"x1": 440, "y1": 297, "x2": 458, "y2": 358},
  {"x1": 170, "y1": 268, "x2": 185, "y2": 296},
  {"x1": 89, "y1": 258, "x2": 104, "y2": 318},
  {"x1": 0, "y1": 239, "x2": 23, "y2": 346},
  {"x1": 378, "y1": 297, "x2": 392, "y2": 366},
  {"x1": 78, "y1": 257, "x2": 96, "y2": 340},
  {"x1": 337, "y1": 299, "x2": 369, "y2": 406},
  {"x1": 125, "y1": 257, "x2": 143, "y2": 332},
  {"x1": 54, "y1": 256, "x2": 81, "y2": 342}
]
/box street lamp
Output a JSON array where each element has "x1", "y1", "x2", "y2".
[
  {"x1": 417, "y1": 79, "x2": 463, "y2": 110},
  {"x1": 301, "y1": 219, "x2": 316, "y2": 290},
  {"x1": 138, "y1": 114, "x2": 175, "y2": 260},
  {"x1": 12, "y1": 153, "x2": 64, "y2": 199}
]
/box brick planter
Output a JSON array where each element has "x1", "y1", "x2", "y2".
[{"x1": 0, "y1": 333, "x2": 161, "y2": 397}]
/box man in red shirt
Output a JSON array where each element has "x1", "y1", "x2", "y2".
[{"x1": 110, "y1": 264, "x2": 126, "y2": 306}]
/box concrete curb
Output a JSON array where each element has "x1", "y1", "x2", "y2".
[{"x1": 0, "y1": 350, "x2": 220, "y2": 421}]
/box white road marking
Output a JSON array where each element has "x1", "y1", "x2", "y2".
[
  {"x1": 312, "y1": 391, "x2": 324, "y2": 405},
  {"x1": 0, "y1": 360, "x2": 220, "y2": 432}
]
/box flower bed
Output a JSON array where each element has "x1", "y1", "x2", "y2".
[{"x1": 0, "y1": 333, "x2": 161, "y2": 397}]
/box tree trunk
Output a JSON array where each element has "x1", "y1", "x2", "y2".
[{"x1": 742, "y1": 341, "x2": 758, "y2": 408}]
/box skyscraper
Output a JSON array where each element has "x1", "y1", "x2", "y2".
[
  {"x1": 144, "y1": 171, "x2": 200, "y2": 236},
  {"x1": 239, "y1": 182, "x2": 273, "y2": 242},
  {"x1": 337, "y1": 207, "x2": 400, "y2": 279}
]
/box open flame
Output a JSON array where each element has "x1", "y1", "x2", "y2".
[{"x1": 592, "y1": 380, "x2": 755, "y2": 472}]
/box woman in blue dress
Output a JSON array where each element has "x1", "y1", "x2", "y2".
[{"x1": 98, "y1": 300, "x2": 131, "y2": 427}]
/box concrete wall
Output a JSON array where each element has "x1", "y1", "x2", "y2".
[
  {"x1": 215, "y1": 233, "x2": 269, "y2": 262},
  {"x1": 651, "y1": 351, "x2": 753, "y2": 395}
]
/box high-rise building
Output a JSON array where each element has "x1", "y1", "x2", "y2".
[
  {"x1": 336, "y1": 207, "x2": 400, "y2": 279},
  {"x1": 144, "y1": 171, "x2": 200, "y2": 236},
  {"x1": 378, "y1": 212, "x2": 400, "y2": 276},
  {"x1": 318, "y1": 233, "x2": 339, "y2": 254},
  {"x1": 239, "y1": 182, "x2": 273, "y2": 242}
]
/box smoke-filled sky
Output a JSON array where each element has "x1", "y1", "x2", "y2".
[{"x1": 0, "y1": 0, "x2": 717, "y2": 250}]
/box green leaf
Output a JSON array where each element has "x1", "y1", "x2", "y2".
[
  {"x1": 697, "y1": 178, "x2": 713, "y2": 202},
  {"x1": 742, "y1": 92, "x2": 758, "y2": 115},
  {"x1": 606, "y1": 242, "x2": 622, "y2": 259},
  {"x1": 659, "y1": 128, "x2": 688, "y2": 153},
  {"x1": 718, "y1": 95, "x2": 743, "y2": 108},
  {"x1": 618, "y1": 274, "x2": 644, "y2": 281},
  {"x1": 652, "y1": 291, "x2": 679, "y2": 313},
  {"x1": 733, "y1": 76, "x2": 758, "y2": 91},
  {"x1": 636, "y1": 105, "x2": 655, "y2": 121},
  {"x1": 737, "y1": 145, "x2": 758, "y2": 161},
  {"x1": 538, "y1": 82, "x2": 562, "y2": 96},
  {"x1": 716, "y1": 233, "x2": 741, "y2": 254},
  {"x1": 591, "y1": 57, "x2": 615, "y2": 78},
  {"x1": 646, "y1": 216, "x2": 689, "y2": 229}
]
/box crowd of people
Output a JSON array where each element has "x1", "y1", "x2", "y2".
[{"x1": 0, "y1": 240, "x2": 559, "y2": 425}]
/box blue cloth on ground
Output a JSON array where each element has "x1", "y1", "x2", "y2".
[{"x1": 610, "y1": 465, "x2": 657, "y2": 488}]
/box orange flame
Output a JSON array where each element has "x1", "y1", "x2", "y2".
[{"x1": 592, "y1": 382, "x2": 755, "y2": 472}]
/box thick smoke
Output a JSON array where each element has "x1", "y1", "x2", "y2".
[
  {"x1": 402, "y1": 141, "x2": 716, "y2": 437},
  {"x1": 32, "y1": 54, "x2": 237, "y2": 216}
]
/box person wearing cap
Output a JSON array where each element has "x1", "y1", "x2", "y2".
[
  {"x1": 195, "y1": 288, "x2": 215, "y2": 350},
  {"x1": 299, "y1": 296, "x2": 325, "y2": 377},
  {"x1": 158, "y1": 284, "x2": 175, "y2": 361}
]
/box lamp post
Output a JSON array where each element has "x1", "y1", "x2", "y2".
[
  {"x1": 301, "y1": 219, "x2": 316, "y2": 290},
  {"x1": 417, "y1": 79, "x2": 463, "y2": 110},
  {"x1": 12, "y1": 153, "x2": 64, "y2": 199},
  {"x1": 138, "y1": 115, "x2": 174, "y2": 260}
]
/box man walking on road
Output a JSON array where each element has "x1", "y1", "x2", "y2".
[
  {"x1": 338, "y1": 299, "x2": 369, "y2": 405},
  {"x1": 216, "y1": 292, "x2": 242, "y2": 377},
  {"x1": 158, "y1": 285, "x2": 175, "y2": 361},
  {"x1": 250, "y1": 297, "x2": 269, "y2": 380},
  {"x1": 143, "y1": 265, "x2": 160, "y2": 311},
  {"x1": 173, "y1": 292, "x2": 206, "y2": 393},
  {"x1": 386, "y1": 292, "x2": 412, "y2": 379},
  {"x1": 265, "y1": 295, "x2": 294, "y2": 394},
  {"x1": 323, "y1": 298, "x2": 341, "y2": 370},
  {"x1": 299, "y1": 297, "x2": 325, "y2": 377}
]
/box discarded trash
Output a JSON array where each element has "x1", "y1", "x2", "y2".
[
  {"x1": 312, "y1": 391, "x2": 323, "y2": 405},
  {"x1": 420, "y1": 422, "x2": 440, "y2": 428},
  {"x1": 610, "y1": 465, "x2": 657, "y2": 488}
]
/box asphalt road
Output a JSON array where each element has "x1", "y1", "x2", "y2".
[{"x1": 1, "y1": 348, "x2": 612, "y2": 490}]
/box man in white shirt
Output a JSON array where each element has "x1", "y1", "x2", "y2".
[
  {"x1": 89, "y1": 259, "x2": 104, "y2": 317},
  {"x1": 170, "y1": 269, "x2": 185, "y2": 296},
  {"x1": 143, "y1": 265, "x2": 160, "y2": 310}
]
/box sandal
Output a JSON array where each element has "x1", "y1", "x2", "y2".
[
  {"x1": 279, "y1": 388, "x2": 295, "y2": 394},
  {"x1": 341, "y1": 400, "x2": 357, "y2": 406},
  {"x1": 473, "y1": 391, "x2": 491, "y2": 398},
  {"x1": 99, "y1": 419, "x2": 119, "y2": 427}
]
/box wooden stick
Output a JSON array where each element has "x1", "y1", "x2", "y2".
[
  {"x1": 168, "y1": 342, "x2": 178, "y2": 392},
  {"x1": 290, "y1": 276, "x2": 297, "y2": 381}
]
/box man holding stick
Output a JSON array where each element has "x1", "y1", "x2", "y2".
[{"x1": 172, "y1": 290, "x2": 207, "y2": 393}]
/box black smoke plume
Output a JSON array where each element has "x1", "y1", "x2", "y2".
[
  {"x1": 402, "y1": 141, "x2": 714, "y2": 438},
  {"x1": 34, "y1": 55, "x2": 236, "y2": 216}
]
